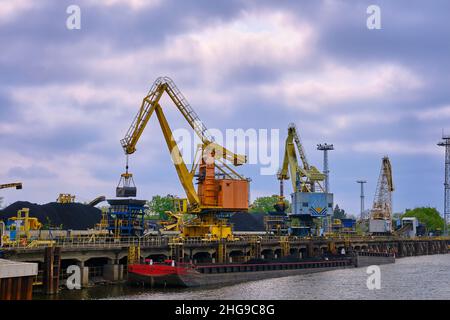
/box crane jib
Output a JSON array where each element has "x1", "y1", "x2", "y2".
[{"x1": 121, "y1": 77, "x2": 246, "y2": 161}]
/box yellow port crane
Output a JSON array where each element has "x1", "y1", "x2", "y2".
[
  {"x1": 117, "y1": 77, "x2": 249, "y2": 239},
  {"x1": 277, "y1": 123, "x2": 325, "y2": 200},
  {"x1": 371, "y1": 156, "x2": 394, "y2": 220},
  {"x1": 276, "y1": 124, "x2": 331, "y2": 236},
  {"x1": 369, "y1": 156, "x2": 394, "y2": 233}
]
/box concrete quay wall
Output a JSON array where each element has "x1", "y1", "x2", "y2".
[{"x1": 1, "y1": 237, "x2": 447, "y2": 291}]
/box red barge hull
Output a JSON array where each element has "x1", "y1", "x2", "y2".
[{"x1": 127, "y1": 259, "x2": 354, "y2": 288}]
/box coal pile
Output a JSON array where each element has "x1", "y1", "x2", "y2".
[
  {"x1": 0, "y1": 201, "x2": 102, "y2": 230},
  {"x1": 230, "y1": 212, "x2": 266, "y2": 232}
]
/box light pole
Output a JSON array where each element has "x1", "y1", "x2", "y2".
[
  {"x1": 438, "y1": 134, "x2": 450, "y2": 236},
  {"x1": 356, "y1": 180, "x2": 367, "y2": 220},
  {"x1": 317, "y1": 143, "x2": 334, "y2": 193}
]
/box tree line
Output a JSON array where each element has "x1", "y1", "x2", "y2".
[{"x1": 125, "y1": 194, "x2": 450, "y2": 233}]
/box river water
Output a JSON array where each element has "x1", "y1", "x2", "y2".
[{"x1": 39, "y1": 254, "x2": 450, "y2": 300}]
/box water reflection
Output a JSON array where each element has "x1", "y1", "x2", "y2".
[{"x1": 35, "y1": 255, "x2": 450, "y2": 300}]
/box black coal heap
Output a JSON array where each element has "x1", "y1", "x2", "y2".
[
  {"x1": 0, "y1": 201, "x2": 102, "y2": 230},
  {"x1": 230, "y1": 212, "x2": 266, "y2": 232}
]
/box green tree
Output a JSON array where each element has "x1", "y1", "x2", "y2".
[
  {"x1": 147, "y1": 194, "x2": 176, "y2": 220},
  {"x1": 332, "y1": 204, "x2": 346, "y2": 220},
  {"x1": 402, "y1": 207, "x2": 445, "y2": 232},
  {"x1": 250, "y1": 195, "x2": 290, "y2": 213}
]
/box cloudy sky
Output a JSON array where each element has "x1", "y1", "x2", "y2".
[{"x1": 0, "y1": 0, "x2": 449, "y2": 216}]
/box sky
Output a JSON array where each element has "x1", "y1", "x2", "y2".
[{"x1": 0, "y1": 0, "x2": 449, "y2": 216}]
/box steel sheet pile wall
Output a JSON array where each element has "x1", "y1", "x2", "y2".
[{"x1": 0, "y1": 259, "x2": 37, "y2": 300}]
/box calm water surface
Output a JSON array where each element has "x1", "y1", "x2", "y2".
[{"x1": 40, "y1": 254, "x2": 450, "y2": 300}]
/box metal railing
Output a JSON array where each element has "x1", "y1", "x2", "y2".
[
  {"x1": 1, "y1": 236, "x2": 169, "y2": 250},
  {"x1": 356, "y1": 251, "x2": 394, "y2": 257},
  {"x1": 2, "y1": 234, "x2": 448, "y2": 251}
]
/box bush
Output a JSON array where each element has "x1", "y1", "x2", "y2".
[
  {"x1": 402, "y1": 207, "x2": 445, "y2": 232},
  {"x1": 250, "y1": 195, "x2": 290, "y2": 213}
]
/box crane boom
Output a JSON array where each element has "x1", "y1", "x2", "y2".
[
  {"x1": 368, "y1": 156, "x2": 394, "y2": 234},
  {"x1": 288, "y1": 123, "x2": 310, "y2": 171},
  {"x1": 0, "y1": 183, "x2": 22, "y2": 190},
  {"x1": 120, "y1": 77, "x2": 246, "y2": 166},
  {"x1": 279, "y1": 133, "x2": 301, "y2": 191},
  {"x1": 384, "y1": 158, "x2": 394, "y2": 192},
  {"x1": 371, "y1": 156, "x2": 394, "y2": 220},
  {"x1": 154, "y1": 103, "x2": 200, "y2": 207},
  {"x1": 278, "y1": 124, "x2": 325, "y2": 193}
]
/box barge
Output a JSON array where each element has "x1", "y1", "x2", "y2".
[{"x1": 127, "y1": 258, "x2": 354, "y2": 287}]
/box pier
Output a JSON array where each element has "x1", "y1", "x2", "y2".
[{"x1": 0, "y1": 235, "x2": 447, "y2": 292}]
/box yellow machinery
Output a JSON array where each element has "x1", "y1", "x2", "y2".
[
  {"x1": 0, "y1": 180, "x2": 23, "y2": 226},
  {"x1": 331, "y1": 219, "x2": 342, "y2": 234},
  {"x1": 278, "y1": 123, "x2": 325, "y2": 195},
  {"x1": 57, "y1": 193, "x2": 75, "y2": 203},
  {"x1": 1, "y1": 208, "x2": 48, "y2": 247},
  {"x1": 159, "y1": 197, "x2": 187, "y2": 232},
  {"x1": 118, "y1": 77, "x2": 249, "y2": 240},
  {"x1": 0, "y1": 183, "x2": 23, "y2": 246},
  {"x1": 160, "y1": 210, "x2": 184, "y2": 232},
  {"x1": 95, "y1": 208, "x2": 109, "y2": 231},
  {"x1": 8, "y1": 208, "x2": 42, "y2": 237}
]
